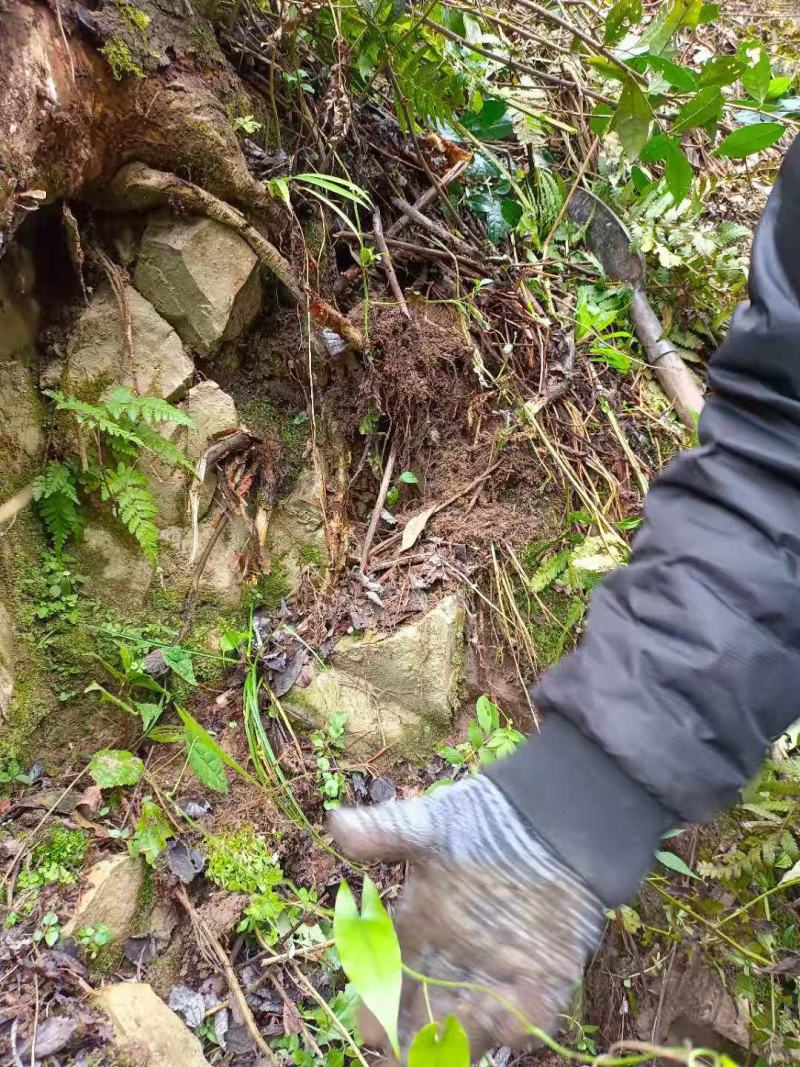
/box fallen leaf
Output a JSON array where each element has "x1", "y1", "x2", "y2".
[
  {"x1": 18, "y1": 1016, "x2": 77, "y2": 1058},
  {"x1": 75, "y1": 784, "x2": 103, "y2": 814},
  {"x1": 168, "y1": 985, "x2": 205, "y2": 1029},
  {"x1": 283, "y1": 999, "x2": 303, "y2": 1035},
  {"x1": 402, "y1": 506, "x2": 436, "y2": 551}
]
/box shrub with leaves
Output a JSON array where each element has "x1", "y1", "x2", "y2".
[{"x1": 33, "y1": 387, "x2": 193, "y2": 562}]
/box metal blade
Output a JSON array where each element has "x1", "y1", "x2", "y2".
[{"x1": 567, "y1": 188, "x2": 646, "y2": 289}]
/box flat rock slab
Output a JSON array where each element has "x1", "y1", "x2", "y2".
[
  {"x1": 78, "y1": 524, "x2": 155, "y2": 606},
  {"x1": 284, "y1": 594, "x2": 465, "y2": 758},
  {"x1": 64, "y1": 854, "x2": 146, "y2": 945},
  {"x1": 96, "y1": 982, "x2": 211, "y2": 1067},
  {"x1": 65, "y1": 282, "x2": 193, "y2": 400},
  {"x1": 135, "y1": 213, "x2": 261, "y2": 354}
]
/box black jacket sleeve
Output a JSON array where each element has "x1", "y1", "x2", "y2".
[{"x1": 487, "y1": 136, "x2": 800, "y2": 907}]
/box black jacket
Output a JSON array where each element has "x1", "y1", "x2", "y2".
[{"x1": 488, "y1": 136, "x2": 800, "y2": 906}]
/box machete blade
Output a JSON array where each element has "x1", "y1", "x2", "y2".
[{"x1": 567, "y1": 188, "x2": 646, "y2": 289}]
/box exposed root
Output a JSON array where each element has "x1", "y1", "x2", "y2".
[{"x1": 97, "y1": 163, "x2": 364, "y2": 352}]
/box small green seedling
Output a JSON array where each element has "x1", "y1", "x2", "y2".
[
  {"x1": 311, "y1": 712, "x2": 348, "y2": 809},
  {"x1": 438, "y1": 695, "x2": 524, "y2": 773},
  {"x1": 386, "y1": 470, "x2": 418, "y2": 508},
  {"x1": 34, "y1": 912, "x2": 61, "y2": 948},
  {"x1": 77, "y1": 923, "x2": 112, "y2": 960}
]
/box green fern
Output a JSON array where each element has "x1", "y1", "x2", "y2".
[
  {"x1": 32, "y1": 462, "x2": 82, "y2": 552},
  {"x1": 101, "y1": 463, "x2": 159, "y2": 563},
  {"x1": 103, "y1": 387, "x2": 193, "y2": 428},
  {"x1": 527, "y1": 547, "x2": 572, "y2": 593}
]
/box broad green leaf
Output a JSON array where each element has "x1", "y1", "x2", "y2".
[
  {"x1": 767, "y1": 76, "x2": 792, "y2": 100},
  {"x1": 672, "y1": 86, "x2": 723, "y2": 132},
  {"x1": 641, "y1": 53, "x2": 698, "y2": 92},
  {"x1": 334, "y1": 877, "x2": 402, "y2": 1058},
  {"x1": 640, "y1": 134, "x2": 692, "y2": 204},
  {"x1": 162, "y1": 645, "x2": 197, "y2": 686},
  {"x1": 655, "y1": 849, "x2": 699, "y2": 879},
  {"x1": 475, "y1": 694, "x2": 499, "y2": 733},
  {"x1": 604, "y1": 0, "x2": 642, "y2": 45},
  {"x1": 636, "y1": 0, "x2": 695, "y2": 55},
  {"x1": 715, "y1": 122, "x2": 784, "y2": 158},
  {"x1": 89, "y1": 749, "x2": 144, "y2": 788},
  {"x1": 181, "y1": 716, "x2": 229, "y2": 794},
  {"x1": 698, "y1": 56, "x2": 743, "y2": 89},
  {"x1": 177, "y1": 707, "x2": 258, "y2": 786},
  {"x1": 398, "y1": 470, "x2": 419, "y2": 485},
  {"x1": 130, "y1": 798, "x2": 173, "y2": 864},
  {"x1": 616, "y1": 904, "x2": 642, "y2": 934},
  {"x1": 739, "y1": 40, "x2": 771, "y2": 104},
  {"x1": 460, "y1": 98, "x2": 514, "y2": 140},
  {"x1": 134, "y1": 701, "x2": 162, "y2": 732},
  {"x1": 611, "y1": 78, "x2": 651, "y2": 159},
  {"x1": 589, "y1": 103, "x2": 614, "y2": 135},
  {"x1": 408, "y1": 1017, "x2": 470, "y2": 1066}
]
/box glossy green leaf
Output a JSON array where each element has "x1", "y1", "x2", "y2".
[
  {"x1": 767, "y1": 76, "x2": 792, "y2": 100},
  {"x1": 611, "y1": 78, "x2": 651, "y2": 159},
  {"x1": 147, "y1": 724, "x2": 185, "y2": 743},
  {"x1": 460, "y1": 98, "x2": 514, "y2": 140},
  {"x1": 640, "y1": 134, "x2": 692, "y2": 204},
  {"x1": 177, "y1": 706, "x2": 258, "y2": 785},
  {"x1": 398, "y1": 470, "x2": 419, "y2": 484},
  {"x1": 655, "y1": 849, "x2": 699, "y2": 879},
  {"x1": 89, "y1": 749, "x2": 144, "y2": 788},
  {"x1": 636, "y1": 0, "x2": 696, "y2": 54},
  {"x1": 642, "y1": 53, "x2": 698, "y2": 92},
  {"x1": 408, "y1": 1017, "x2": 470, "y2": 1066},
  {"x1": 739, "y1": 40, "x2": 771, "y2": 104},
  {"x1": 672, "y1": 86, "x2": 723, "y2": 132},
  {"x1": 715, "y1": 122, "x2": 785, "y2": 158},
  {"x1": 475, "y1": 694, "x2": 499, "y2": 733},
  {"x1": 334, "y1": 877, "x2": 402, "y2": 1058},
  {"x1": 698, "y1": 56, "x2": 743, "y2": 88},
  {"x1": 604, "y1": 0, "x2": 642, "y2": 45}
]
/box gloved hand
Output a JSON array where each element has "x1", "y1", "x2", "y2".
[{"x1": 330, "y1": 776, "x2": 604, "y2": 1062}]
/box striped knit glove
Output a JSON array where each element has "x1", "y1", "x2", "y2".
[{"x1": 331, "y1": 776, "x2": 604, "y2": 1062}]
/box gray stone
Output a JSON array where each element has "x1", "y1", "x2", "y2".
[
  {"x1": 0, "y1": 603, "x2": 14, "y2": 722},
  {"x1": 135, "y1": 213, "x2": 261, "y2": 354},
  {"x1": 159, "y1": 515, "x2": 250, "y2": 609},
  {"x1": 0, "y1": 359, "x2": 44, "y2": 486},
  {"x1": 146, "y1": 380, "x2": 238, "y2": 527},
  {"x1": 96, "y1": 982, "x2": 211, "y2": 1067},
  {"x1": 284, "y1": 594, "x2": 465, "y2": 758},
  {"x1": 266, "y1": 463, "x2": 328, "y2": 596},
  {"x1": 65, "y1": 282, "x2": 193, "y2": 400},
  {"x1": 64, "y1": 854, "x2": 146, "y2": 946},
  {"x1": 78, "y1": 525, "x2": 154, "y2": 606}
]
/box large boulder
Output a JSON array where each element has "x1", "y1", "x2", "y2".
[
  {"x1": 266, "y1": 463, "x2": 328, "y2": 596},
  {"x1": 96, "y1": 982, "x2": 211, "y2": 1067},
  {"x1": 146, "y1": 380, "x2": 239, "y2": 527},
  {"x1": 284, "y1": 594, "x2": 466, "y2": 758},
  {"x1": 78, "y1": 524, "x2": 155, "y2": 606},
  {"x1": 0, "y1": 359, "x2": 43, "y2": 490},
  {"x1": 64, "y1": 854, "x2": 146, "y2": 946},
  {"x1": 134, "y1": 213, "x2": 261, "y2": 354},
  {"x1": 0, "y1": 602, "x2": 14, "y2": 722},
  {"x1": 65, "y1": 282, "x2": 193, "y2": 400}
]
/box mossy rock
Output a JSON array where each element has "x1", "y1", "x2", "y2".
[{"x1": 284, "y1": 594, "x2": 466, "y2": 760}]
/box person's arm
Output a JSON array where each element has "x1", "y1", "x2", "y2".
[
  {"x1": 489, "y1": 133, "x2": 800, "y2": 908},
  {"x1": 332, "y1": 137, "x2": 800, "y2": 1061}
]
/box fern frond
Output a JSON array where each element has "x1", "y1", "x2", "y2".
[
  {"x1": 104, "y1": 387, "x2": 194, "y2": 428},
  {"x1": 44, "y1": 390, "x2": 142, "y2": 445},
  {"x1": 32, "y1": 462, "x2": 81, "y2": 551},
  {"x1": 133, "y1": 422, "x2": 195, "y2": 474},
  {"x1": 102, "y1": 463, "x2": 160, "y2": 563},
  {"x1": 527, "y1": 547, "x2": 571, "y2": 593}
]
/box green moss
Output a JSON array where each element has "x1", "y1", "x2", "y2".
[
  {"x1": 527, "y1": 585, "x2": 581, "y2": 667},
  {"x1": 297, "y1": 543, "x2": 324, "y2": 569},
  {"x1": 245, "y1": 557, "x2": 292, "y2": 615},
  {"x1": 135, "y1": 865, "x2": 154, "y2": 922},
  {"x1": 99, "y1": 37, "x2": 145, "y2": 80},
  {"x1": 17, "y1": 827, "x2": 89, "y2": 890},
  {"x1": 237, "y1": 396, "x2": 309, "y2": 479}
]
